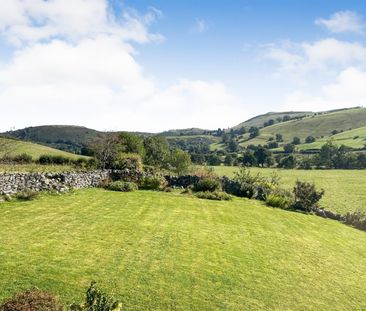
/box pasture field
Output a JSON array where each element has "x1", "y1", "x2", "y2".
[
  {"x1": 0, "y1": 189, "x2": 365, "y2": 310},
  {"x1": 213, "y1": 166, "x2": 366, "y2": 215},
  {"x1": 0, "y1": 137, "x2": 88, "y2": 160}
]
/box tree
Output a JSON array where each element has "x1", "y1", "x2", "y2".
[
  {"x1": 119, "y1": 132, "x2": 145, "y2": 156},
  {"x1": 292, "y1": 137, "x2": 301, "y2": 145},
  {"x1": 254, "y1": 146, "x2": 272, "y2": 167},
  {"x1": 241, "y1": 151, "x2": 257, "y2": 167},
  {"x1": 283, "y1": 143, "x2": 295, "y2": 154},
  {"x1": 227, "y1": 139, "x2": 239, "y2": 152},
  {"x1": 91, "y1": 134, "x2": 121, "y2": 169},
  {"x1": 249, "y1": 127, "x2": 260, "y2": 139},
  {"x1": 168, "y1": 149, "x2": 192, "y2": 175},
  {"x1": 224, "y1": 154, "x2": 234, "y2": 166},
  {"x1": 305, "y1": 136, "x2": 316, "y2": 144},
  {"x1": 207, "y1": 154, "x2": 221, "y2": 166},
  {"x1": 316, "y1": 140, "x2": 338, "y2": 168},
  {"x1": 143, "y1": 136, "x2": 171, "y2": 168},
  {"x1": 275, "y1": 134, "x2": 283, "y2": 142},
  {"x1": 278, "y1": 155, "x2": 296, "y2": 169}
]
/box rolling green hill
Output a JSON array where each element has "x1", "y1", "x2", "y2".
[
  {"x1": 0, "y1": 136, "x2": 87, "y2": 160},
  {"x1": 0, "y1": 189, "x2": 365, "y2": 309},
  {"x1": 232, "y1": 111, "x2": 312, "y2": 130},
  {"x1": 241, "y1": 107, "x2": 366, "y2": 148},
  {"x1": 3, "y1": 125, "x2": 101, "y2": 154}
]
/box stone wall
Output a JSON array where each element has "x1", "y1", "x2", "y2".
[{"x1": 0, "y1": 170, "x2": 110, "y2": 195}]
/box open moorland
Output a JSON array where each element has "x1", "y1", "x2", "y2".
[{"x1": 0, "y1": 189, "x2": 365, "y2": 310}]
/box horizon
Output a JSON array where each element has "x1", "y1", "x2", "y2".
[{"x1": 1, "y1": 0, "x2": 366, "y2": 132}]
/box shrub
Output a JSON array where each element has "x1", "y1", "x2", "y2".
[
  {"x1": 195, "y1": 191, "x2": 232, "y2": 201},
  {"x1": 13, "y1": 153, "x2": 33, "y2": 164},
  {"x1": 70, "y1": 281, "x2": 122, "y2": 311},
  {"x1": 343, "y1": 209, "x2": 366, "y2": 231},
  {"x1": 15, "y1": 189, "x2": 39, "y2": 201},
  {"x1": 293, "y1": 181, "x2": 324, "y2": 212},
  {"x1": 107, "y1": 181, "x2": 138, "y2": 192},
  {"x1": 193, "y1": 178, "x2": 221, "y2": 192},
  {"x1": 0, "y1": 289, "x2": 63, "y2": 311},
  {"x1": 266, "y1": 191, "x2": 293, "y2": 209},
  {"x1": 114, "y1": 153, "x2": 143, "y2": 171},
  {"x1": 38, "y1": 155, "x2": 70, "y2": 165},
  {"x1": 139, "y1": 176, "x2": 167, "y2": 190}
]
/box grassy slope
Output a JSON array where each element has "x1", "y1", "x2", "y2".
[
  {"x1": 241, "y1": 108, "x2": 366, "y2": 147},
  {"x1": 0, "y1": 189, "x2": 365, "y2": 310},
  {"x1": 232, "y1": 111, "x2": 312, "y2": 130},
  {"x1": 0, "y1": 137, "x2": 87, "y2": 160},
  {"x1": 213, "y1": 166, "x2": 366, "y2": 214}
]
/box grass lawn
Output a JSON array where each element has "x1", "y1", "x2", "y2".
[
  {"x1": 213, "y1": 166, "x2": 366, "y2": 215},
  {"x1": 0, "y1": 189, "x2": 365, "y2": 310}
]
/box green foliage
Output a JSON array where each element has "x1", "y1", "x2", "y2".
[
  {"x1": 283, "y1": 144, "x2": 295, "y2": 153},
  {"x1": 233, "y1": 167, "x2": 279, "y2": 200},
  {"x1": 107, "y1": 181, "x2": 138, "y2": 192},
  {"x1": 38, "y1": 154, "x2": 71, "y2": 165},
  {"x1": 15, "y1": 189, "x2": 39, "y2": 201},
  {"x1": 249, "y1": 126, "x2": 260, "y2": 139},
  {"x1": 293, "y1": 181, "x2": 324, "y2": 212},
  {"x1": 292, "y1": 137, "x2": 301, "y2": 145},
  {"x1": 305, "y1": 136, "x2": 316, "y2": 143},
  {"x1": 167, "y1": 149, "x2": 191, "y2": 175},
  {"x1": 0, "y1": 289, "x2": 63, "y2": 311},
  {"x1": 70, "y1": 281, "x2": 122, "y2": 311},
  {"x1": 143, "y1": 136, "x2": 170, "y2": 168},
  {"x1": 119, "y1": 132, "x2": 145, "y2": 156},
  {"x1": 113, "y1": 153, "x2": 143, "y2": 172},
  {"x1": 139, "y1": 176, "x2": 167, "y2": 190},
  {"x1": 195, "y1": 191, "x2": 232, "y2": 201},
  {"x1": 266, "y1": 191, "x2": 293, "y2": 209},
  {"x1": 193, "y1": 178, "x2": 221, "y2": 192},
  {"x1": 278, "y1": 155, "x2": 296, "y2": 169}
]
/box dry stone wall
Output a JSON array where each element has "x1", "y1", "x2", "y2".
[{"x1": 0, "y1": 171, "x2": 110, "y2": 195}]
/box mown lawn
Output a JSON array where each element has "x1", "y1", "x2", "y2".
[
  {"x1": 213, "y1": 166, "x2": 366, "y2": 215},
  {"x1": 0, "y1": 189, "x2": 365, "y2": 310}
]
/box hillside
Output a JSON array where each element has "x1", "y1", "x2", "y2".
[
  {"x1": 0, "y1": 189, "x2": 365, "y2": 309},
  {"x1": 232, "y1": 111, "x2": 312, "y2": 130},
  {"x1": 0, "y1": 136, "x2": 87, "y2": 160},
  {"x1": 3, "y1": 125, "x2": 101, "y2": 154},
  {"x1": 241, "y1": 107, "x2": 366, "y2": 148}
]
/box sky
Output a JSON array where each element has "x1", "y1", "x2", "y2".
[{"x1": 1, "y1": 0, "x2": 366, "y2": 132}]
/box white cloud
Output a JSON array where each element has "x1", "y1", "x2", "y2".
[
  {"x1": 0, "y1": 0, "x2": 164, "y2": 45},
  {"x1": 315, "y1": 11, "x2": 365, "y2": 34},
  {"x1": 265, "y1": 38, "x2": 366, "y2": 76},
  {"x1": 283, "y1": 67, "x2": 366, "y2": 111},
  {"x1": 194, "y1": 19, "x2": 208, "y2": 34},
  {"x1": 0, "y1": 1, "x2": 241, "y2": 132}
]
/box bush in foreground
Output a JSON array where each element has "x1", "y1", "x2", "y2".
[
  {"x1": 70, "y1": 281, "x2": 122, "y2": 311},
  {"x1": 193, "y1": 178, "x2": 221, "y2": 192},
  {"x1": 293, "y1": 181, "x2": 324, "y2": 213},
  {"x1": 139, "y1": 176, "x2": 167, "y2": 190},
  {"x1": 266, "y1": 192, "x2": 293, "y2": 210},
  {"x1": 0, "y1": 289, "x2": 63, "y2": 311},
  {"x1": 195, "y1": 191, "x2": 232, "y2": 201},
  {"x1": 107, "y1": 181, "x2": 138, "y2": 192}
]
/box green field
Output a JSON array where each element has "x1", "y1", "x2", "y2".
[
  {"x1": 0, "y1": 189, "x2": 365, "y2": 310},
  {"x1": 239, "y1": 108, "x2": 366, "y2": 149},
  {"x1": 0, "y1": 137, "x2": 88, "y2": 160},
  {"x1": 213, "y1": 166, "x2": 366, "y2": 215}
]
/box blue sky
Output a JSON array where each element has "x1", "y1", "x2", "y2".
[{"x1": 0, "y1": 0, "x2": 366, "y2": 132}]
